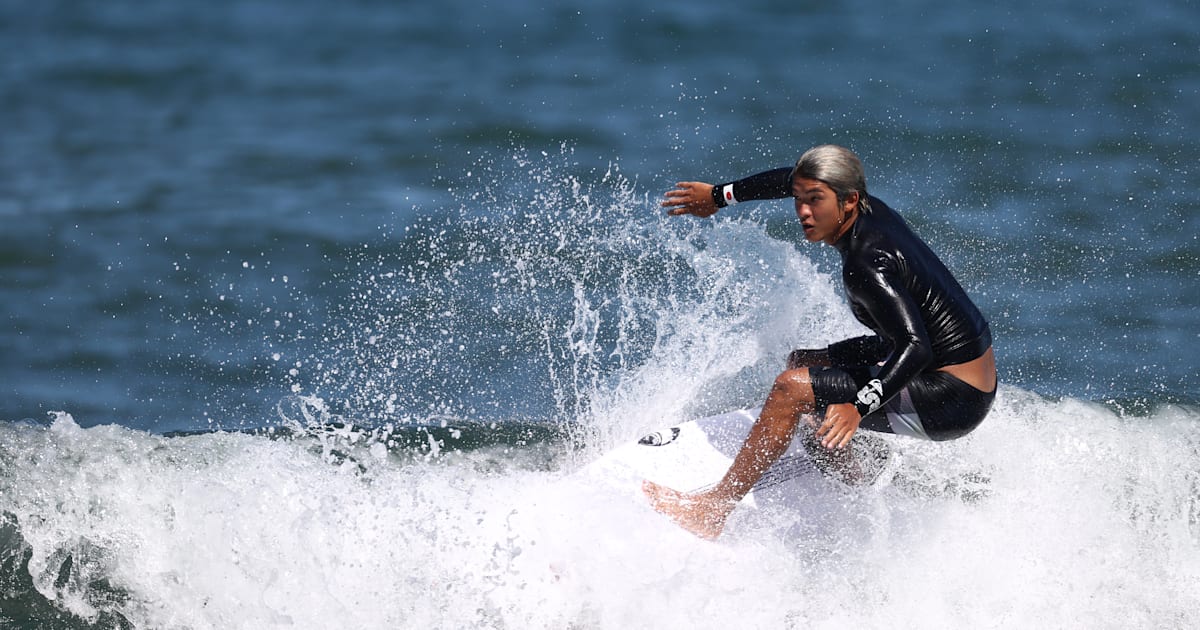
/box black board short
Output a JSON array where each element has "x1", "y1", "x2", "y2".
[{"x1": 809, "y1": 365, "x2": 995, "y2": 441}]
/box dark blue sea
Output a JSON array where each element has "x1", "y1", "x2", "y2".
[{"x1": 2, "y1": 0, "x2": 1198, "y2": 627}]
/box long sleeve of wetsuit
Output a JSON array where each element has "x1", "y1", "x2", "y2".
[
  {"x1": 827, "y1": 335, "x2": 891, "y2": 367},
  {"x1": 713, "y1": 167, "x2": 793, "y2": 207},
  {"x1": 843, "y1": 257, "x2": 935, "y2": 417}
]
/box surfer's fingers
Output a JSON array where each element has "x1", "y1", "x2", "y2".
[
  {"x1": 662, "y1": 194, "x2": 699, "y2": 213},
  {"x1": 663, "y1": 183, "x2": 696, "y2": 199},
  {"x1": 818, "y1": 412, "x2": 852, "y2": 448},
  {"x1": 835, "y1": 427, "x2": 856, "y2": 449},
  {"x1": 816, "y1": 410, "x2": 838, "y2": 436},
  {"x1": 665, "y1": 182, "x2": 713, "y2": 204}
]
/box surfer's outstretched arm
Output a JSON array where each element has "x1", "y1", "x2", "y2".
[{"x1": 662, "y1": 168, "x2": 793, "y2": 218}]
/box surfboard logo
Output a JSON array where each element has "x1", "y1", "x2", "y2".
[{"x1": 638, "y1": 427, "x2": 681, "y2": 446}]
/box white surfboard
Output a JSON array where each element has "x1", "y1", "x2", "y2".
[{"x1": 581, "y1": 408, "x2": 894, "y2": 524}]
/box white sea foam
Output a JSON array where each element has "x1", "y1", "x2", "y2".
[{"x1": 2, "y1": 392, "x2": 1198, "y2": 629}]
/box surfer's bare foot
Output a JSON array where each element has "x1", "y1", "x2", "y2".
[{"x1": 641, "y1": 480, "x2": 734, "y2": 540}]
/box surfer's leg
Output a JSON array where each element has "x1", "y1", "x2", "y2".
[
  {"x1": 697, "y1": 369, "x2": 818, "y2": 499},
  {"x1": 643, "y1": 368, "x2": 817, "y2": 539},
  {"x1": 642, "y1": 480, "x2": 737, "y2": 541}
]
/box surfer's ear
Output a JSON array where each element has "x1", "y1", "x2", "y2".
[{"x1": 842, "y1": 190, "x2": 860, "y2": 214}]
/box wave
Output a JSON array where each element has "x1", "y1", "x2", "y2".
[{"x1": 3, "y1": 390, "x2": 1200, "y2": 629}]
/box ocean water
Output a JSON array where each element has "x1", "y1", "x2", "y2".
[{"x1": 1, "y1": 0, "x2": 1198, "y2": 628}]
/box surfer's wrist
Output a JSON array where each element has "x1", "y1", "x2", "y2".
[
  {"x1": 853, "y1": 378, "x2": 884, "y2": 417},
  {"x1": 711, "y1": 184, "x2": 726, "y2": 209},
  {"x1": 712, "y1": 183, "x2": 737, "y2": 209}
]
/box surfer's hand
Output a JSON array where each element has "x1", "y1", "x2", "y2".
[
  {"x1": 817, "y1": 403, "x2": 861, "y2": 449},
  {"x1": 662, "y1": 182, "x2": 718, "y2": 217}
]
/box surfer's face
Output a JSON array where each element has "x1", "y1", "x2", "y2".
[{"x1": 792, "y1": 177, "x2": 857, "y2": 245}]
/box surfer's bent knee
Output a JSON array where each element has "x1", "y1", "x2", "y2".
[{"x1": 770, "y1": 368, "x2": 817, "y2": 406}]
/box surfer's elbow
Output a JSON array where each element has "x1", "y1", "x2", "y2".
[{"x1": 899, "y1": 335, "x2": 933, "y2": 371}]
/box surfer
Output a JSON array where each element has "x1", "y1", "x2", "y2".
[{"x1": 644, "y1": 145, "x2": 997, "y2": 540}]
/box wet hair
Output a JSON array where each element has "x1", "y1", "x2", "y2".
[{"x1": 790, "y1": 145, "x2": 872, "y2": 214}]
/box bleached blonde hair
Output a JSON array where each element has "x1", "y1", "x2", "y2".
[{"x1": 790, "y1": 145, "x2": 872, "y2": 213}]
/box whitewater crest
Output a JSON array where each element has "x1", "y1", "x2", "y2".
[{"x1": 2, "y1": 390, "x2": 1200, "y2": 627}]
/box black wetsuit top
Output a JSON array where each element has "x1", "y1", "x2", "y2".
[{"x1": 719, "y1": 168, "x2": 992, "y2": 415}]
